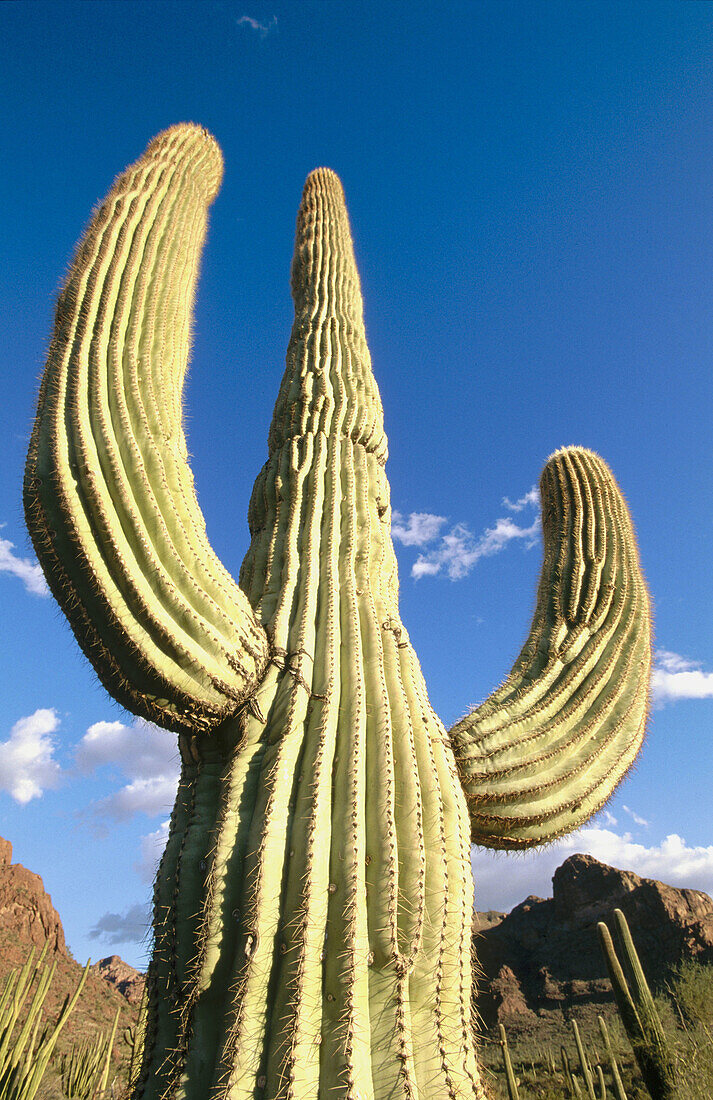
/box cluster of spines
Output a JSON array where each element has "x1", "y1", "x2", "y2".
[
  {"x1": 24, "y1": 124, "x2": 269, "y2": 736},
  {"x1": 450, "y1": 447, "x2": 651, "y2": 848}
]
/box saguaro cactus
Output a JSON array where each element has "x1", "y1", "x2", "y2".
[{"x1": 24, "y1": 125, "x2": 651, "y2": 1100}]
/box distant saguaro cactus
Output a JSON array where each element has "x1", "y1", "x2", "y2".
[{"x1": 25, "y1": 125, "x2": 651, "y2": 1100}]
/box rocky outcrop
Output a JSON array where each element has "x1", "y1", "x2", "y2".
[
  {"x1": 0, "y1": 836, "x2": 67, "y2": 955},
  {"x1": 91, "y1": 954, "x2": 145, "y2": 1004},
  {"x1": 0, "y1": 835, "x2": 141, "y2": 1060},
  {"x1": 475, "y1": 853, "x2": 713, "y2": 1028}
]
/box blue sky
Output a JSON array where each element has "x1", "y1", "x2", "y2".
[{"x1": 2, "y1": 1, "x2": 712, "y2": 970}]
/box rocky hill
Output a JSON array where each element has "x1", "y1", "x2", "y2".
[
  {"x1": 474, "y1": 852, "x2": 713, "y2": 1030},
  {"x1": 0, "y1": 836, "x2": 142, "y2": 1063}
]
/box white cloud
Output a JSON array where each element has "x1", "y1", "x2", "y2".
[
  {"x1": 412, "y1": 557, "x2": 443, "y2": 580},
  {"x1": 92, "y1": 776, "x2": 180, "y2": 823},
  {"x1": 0, "y1": 710, "x2": 61, "y2": 804},
  {"x1": 399, "y1": 486, "x2": 541, "y2": 581},
  {"x1": 237, "y1": 14, "x2": 277, "y2": 36},
  {"x1": 136, "y1": 821, "x2": 171, "y2": 884},
  {"x1": 391, "y1": 511, "x2": 446, "y2": 547},
  {"x1": 472, "y1": 827, "x2": 713, "y2": 914},
  {"x1": 76, "y1": 718, "x2": 180, "y2": 823},
  {"x1": 502, "y1": 487, "x2": 539, "y2": 512},
  {"x1": 0, "y1": 534, "x2": 49, "y2": 597},
  {"x1": 656, "y1": 650, "x2": 699, "y2": 674},
  {"x1": 89, "y1": 902, "x2": 151, "y2": 945},
  {"x1": 651, "y1": 649, "x2": 713, "y2": 705}
]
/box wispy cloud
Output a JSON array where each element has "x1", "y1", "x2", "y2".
[
  {"x1": 502, "y1": 486, "x2": 539, "y2": 512},
  {"x1": 237, "y1": 14, "x2": 277, "y2": 37},
  {"x1": 0, "y1": 709, "x2": 61, "y2": 804},
  {"x1": 622, "y1": 804, "x2": 649, "y2": 828},
  {"x1": 89, "y1": 902, "x2": 151, "y2": 946},
  {"x1": 472, "y1": 826, "x2": 713, "y2": 914},
  {"x1": 0, "y1": 531, "x2": 49, "y2": 597},
  {"x1": 651, "y1": 649, "x2": 713, "y2": 705},
  {"x1": 402, "y1": 490, "x2": 541, "y2": 581},
  {"x1": 391, "y1": 511, "x2": 446, "y2": 547},
  {"x1": 76, "y1": 718, "x2": 180, "y2": 824}
]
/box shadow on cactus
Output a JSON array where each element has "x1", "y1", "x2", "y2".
[{"x1": 24, "y1": 124, "x2": 652, "y2": 1099}]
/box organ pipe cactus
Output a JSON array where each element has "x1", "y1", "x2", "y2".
[{"x1": 24, "y1": 125, "x2": 652, "y2": 1100}]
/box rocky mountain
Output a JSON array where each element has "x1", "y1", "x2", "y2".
[
  {"x1": 474, "y1": 852, "x2": 713, "y2": 1029},
  {"x1": 0, "y1": 836, "x2": 67, "y2": 954},
  {"x1": 91, "y1": 953, "x2": 145, "y2": 1004}
]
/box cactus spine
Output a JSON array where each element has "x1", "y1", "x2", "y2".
[{"x1": 24, "y1": 126, "x2": 652, "y2": 1100}]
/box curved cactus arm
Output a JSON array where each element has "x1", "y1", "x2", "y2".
[
  {"x1": 24, "y1": 125, "x2": 269, "y2": 735},
  {"x1": 449, "y1": 447, "x2": 651, "y2": 848}
]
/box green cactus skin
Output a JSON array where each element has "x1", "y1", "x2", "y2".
[{"x1": 24, "y1": 126, "x2": 652, "y2": 1100}]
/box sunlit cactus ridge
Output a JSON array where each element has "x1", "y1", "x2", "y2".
[{"x1": 24, "y1": 124, "x2": 652, "y2": 1100}]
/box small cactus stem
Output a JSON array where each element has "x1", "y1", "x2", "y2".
[
  {"x1": 597, "y1": 1016, "x2": 627, "y2": 1100},
  {"x1": 561, "y1": 1048, "x2": 581, "y2": 1098},
  {"x1": 595, "y1": 1065, "x2": 607, "y2": 1100},
  {"x1": 450, "y1": 448, "x2": 651, "y2": 848},
  {"x1": 572, "y1": 1020, "x2": 596, "y2": 1099},
  {"x1": 24, "y1": 125, "x2": 269, "y2": 734},
  {"x1": 498, "y1": 1025, "x2": 520, "y2": 1100}
]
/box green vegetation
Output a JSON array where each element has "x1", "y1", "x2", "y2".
[
  {"x1": 0, "y1": 944, "x2": 89, "y2": 1100},
  {"x1": 25, "y1": 124, "x2": 652, "y2": 1097},
  {"x1": 58, "y1": 1009, "x2": 119, "y2": 1100},
  {"x1": 485, "y1": 930, "x2": 713, "y2": 1099},
  {"x1": 2, "y1": 929, "x2": 710, "y2": 1100}
]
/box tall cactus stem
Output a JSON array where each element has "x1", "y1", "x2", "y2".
[
  {"x1": 597, "y1": 910, "x2": 677, "y2": 1100},
  {"x1": 498, "y1": 1025, "x2": 520, "y2": 1100}
]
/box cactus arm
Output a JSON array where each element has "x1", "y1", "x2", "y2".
[
  {"x1": 24, "y1": 125, "x2": 269, "y2": 735},
  {"x1": 449, "y1": 448, "x2": 651, "y2": 848}
]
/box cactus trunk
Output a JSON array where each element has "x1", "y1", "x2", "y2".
[{"x1": 132, "y1": 166, "x2": 485, "y2": 1099}]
